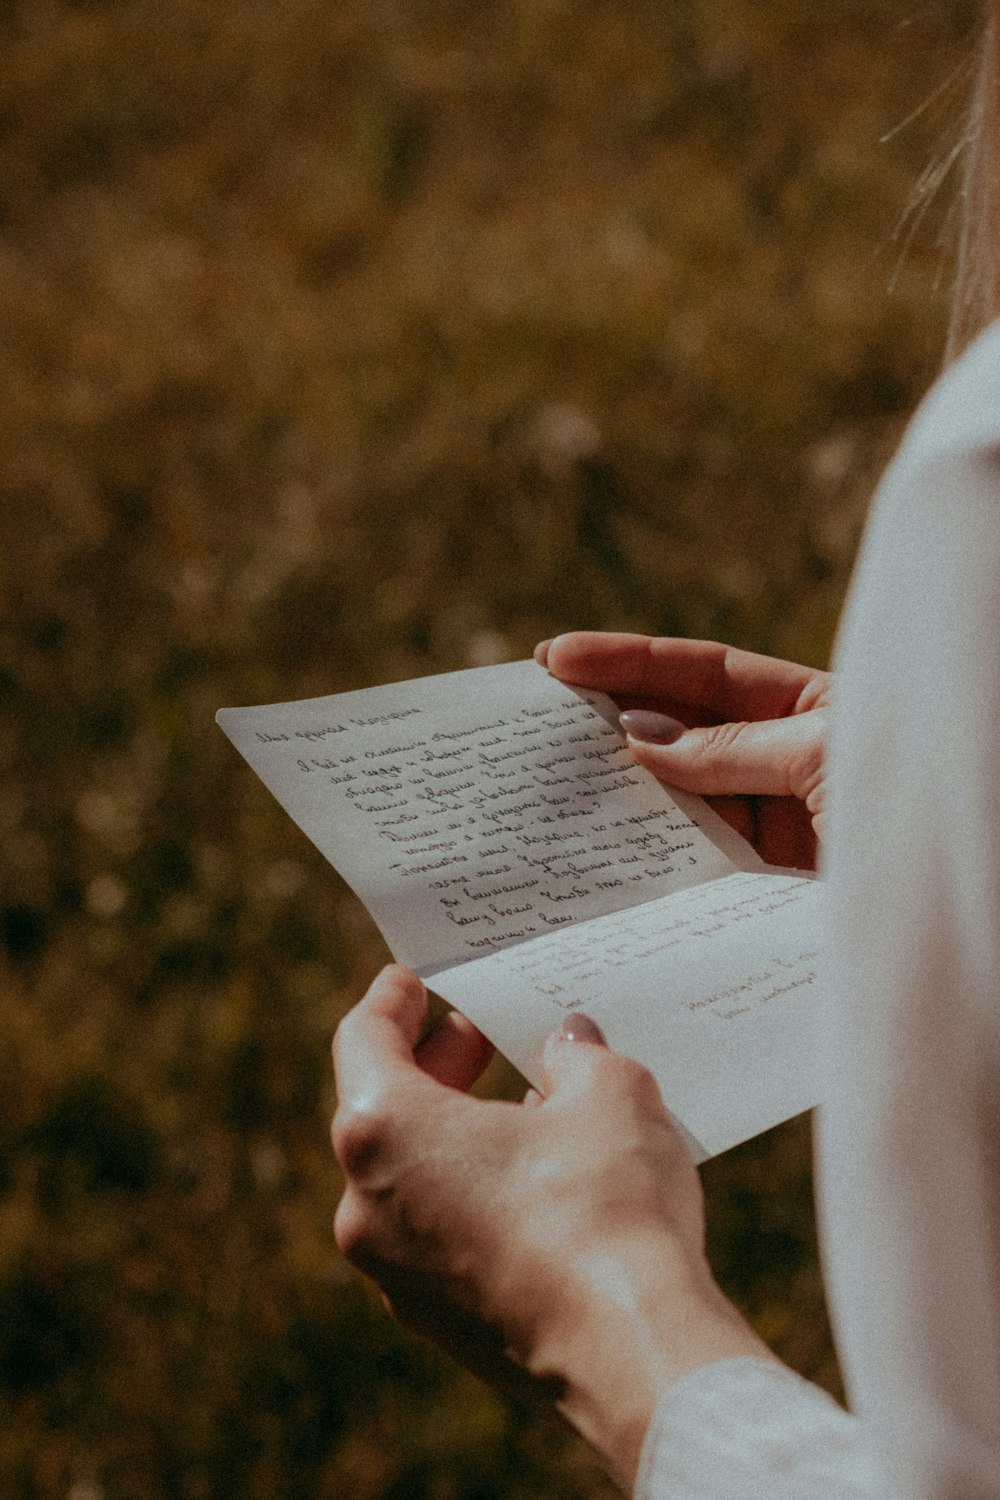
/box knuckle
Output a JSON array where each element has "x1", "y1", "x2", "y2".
[
  {"x1": 699, "y1": 719, "x2": 751, "y2": 757},
  {"x1": 793, "y1": 747, "x2": 825, "y2": 802},
  {"x1": 797, "y1": 674, "x2": 832, "y2": 712},
  {"x1": 597, "y1": 1049, "x2": 661, "y2": 1107},
  {"x1": 619, "y1": 1054, "x2": 661, "y2": 1103},
  {"x1": 788, "y1": 720, "x2": 827, "y2": 800},
  {"x1": 333, "y1": 1188, "x2": 377, "y2": 1266},
  {"x1": 331, "y1": 1099, "x2": 393, "y2": 1179},
  {"x1": 330, "y1": 1011, "x2": 357, "y2": 1069}
]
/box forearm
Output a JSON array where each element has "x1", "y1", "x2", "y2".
[{"x1": 541, "y1": 1244, "x2": 776, "y2": 1492}]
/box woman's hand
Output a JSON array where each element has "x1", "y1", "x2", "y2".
[
  {"x1": 332, "y1": 965, "x2": 772, "y2": 1491},
  {"x1": 536, "y1": 632, "x2": 829, "y2": 871}
]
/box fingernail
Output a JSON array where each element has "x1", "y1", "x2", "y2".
[
  {"x1": 559, "y1": 1012, "x2": 606, "y2": 1045},
  {"x1": 619, "y1": 710, "x2": 686, "y2": 745},
  {"x1": 533, "y1": 639, "x2": 552, "y2": 665}
]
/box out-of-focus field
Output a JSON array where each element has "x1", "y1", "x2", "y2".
[{"x1": 0, "y1": 1, "x2": 978, "y2": 1495}]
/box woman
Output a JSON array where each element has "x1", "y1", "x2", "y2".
[{"x1": 330, "y1": 10, "x2": 1000, "y2": 1496}]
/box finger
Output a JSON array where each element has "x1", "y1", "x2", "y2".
[
  {"x1": 558, "y1": 1012, "x2": 606, "y2": 1045},
  {"x1": 545, "y1": 632, "x2": 824, "y2": 723},
  {"x1": 539, "y1": 1015, "x2": 666, "y2": 1124},
  {"x1": 332, "y1": 965, "x2": 428, "y2": 1104},
  {"x1": 533, "y1": 639, "x2": 552, "y2": 665},
  {"x1": 414, "y1": 1010, "x2": 495, "y2": 1090},
  {"x1": 623, "y1": 710, "x2": 826, "y2": 801},
  {"x1": 539, "y1": 1011, "x2": 608, "y2": 1095}
]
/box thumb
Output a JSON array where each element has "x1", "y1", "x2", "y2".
[
  {"x1": 540, "y1": 1012, "x2": 607, "y2": 1096},
  {"x1": 619, "y1": 707, "x2": 826, "y2": 802}
]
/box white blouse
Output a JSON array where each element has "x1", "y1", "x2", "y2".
[{"x1": 636, "y1": 318, "x2": 1000, "y2": 1499}]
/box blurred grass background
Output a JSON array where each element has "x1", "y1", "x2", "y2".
[{"x1": 0, "y1": 1, "x2": 979, "y2": 1495}]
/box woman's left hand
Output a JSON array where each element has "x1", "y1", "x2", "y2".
[{"x1": 332, "y1": 964, "x2": 774, "y2": 1490}]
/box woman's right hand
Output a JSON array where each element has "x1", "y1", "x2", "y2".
[{"x1": 535, "y1": 632, "x2": 829, "y2": 872}]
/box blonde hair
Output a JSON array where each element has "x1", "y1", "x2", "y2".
[{"x1": 948, "y1": 5, "x2": 1000, "y2": 359}]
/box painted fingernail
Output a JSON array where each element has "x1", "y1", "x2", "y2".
[
  {"x1": 619, "y1": 710, "x2": 686, "y2": 745},
  {"x1": 559, "y1": 1012, "x2": 606, "y2": 1045}
]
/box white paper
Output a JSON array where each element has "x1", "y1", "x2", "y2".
[
  {"x1": 218, "y1": 660, "x2": 823, "y2": 1156},
  {"x1": 432, "y1": 870, "x2": 822, "y2": 1161},
  {"x1": 217, "y1": 660, "x2": 756, "y2": 975}
]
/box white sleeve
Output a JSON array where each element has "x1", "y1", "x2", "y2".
[
  {"x1": 634, "y1": 1358, "x2": 878, "y2": 1500},
  {"x1": 821, "y1": 320, "x2": 1000, "y2": 1499},
  {"x1": 639, "y1": 323, "x2": 1000, "y2": 1500}
]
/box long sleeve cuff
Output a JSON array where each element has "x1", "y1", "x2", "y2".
[{"x1": 634, "y1": 1357, "x2": 879, "y2": 1500}]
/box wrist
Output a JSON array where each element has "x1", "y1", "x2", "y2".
[{"x1": 544, "y1": 1243, "x2": 775, "y2": 1491}]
